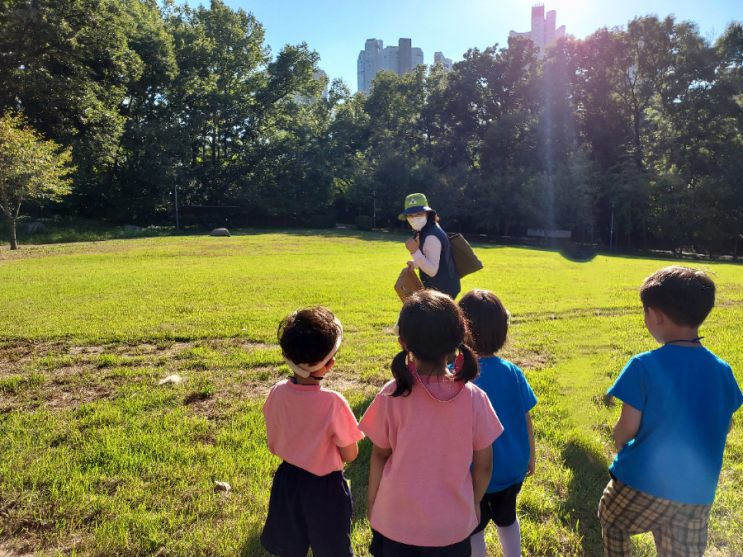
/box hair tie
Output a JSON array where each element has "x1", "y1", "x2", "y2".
[
  {"x1": 406, "y1": 350, "x2": 416, "y2": 374},
  {"x1": 454, "y1": 345, "x2": 465, "y2": 373}
]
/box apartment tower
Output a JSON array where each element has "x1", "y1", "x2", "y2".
[
  {"x1": 357, "y1": 38, "x2": 425, "y2": 93},
  {"x1": 509, "y1": 4, "x2": 566, "y2": 58}
]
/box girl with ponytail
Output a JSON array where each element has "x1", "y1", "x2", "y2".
[{"x1": 359, "y1": 290, "x2": 503, "y2": 555}]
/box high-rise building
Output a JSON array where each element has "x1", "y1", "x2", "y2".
[
  {"x1": 314, "y1": 69, "x2": 329, "y2": 100},
  {"x1": 358, "y1": 39, "x2": 383, "y2": 93},
  {"x1": 509, "y1": 4, "x2": 566, "y2": 58},
  {"x1": 434, "y1": 52, "x2": 453, "y2": 73},
  {"x1": 357, "y1": 38, "x2": 425, "y2": 93}
]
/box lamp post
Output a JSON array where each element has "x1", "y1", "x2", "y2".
[
  {"x1": 373, "y1": 190, "x2": 376, "y2": 230},
  {"x1": 174, "y1": 177, "x2": 179, "y2": 232},
  {"x1": 609, "y1": 201, "x2": 615, "y2": 253}
]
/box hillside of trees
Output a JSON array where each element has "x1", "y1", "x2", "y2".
[{"x1": 1, "y1": 0, "x2": 742, "y2": 254}]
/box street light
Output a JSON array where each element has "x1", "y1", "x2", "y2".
[
  {"x1": 372, "y1": 190, "x2": 376, "y2": 229},
  {"x1": 174, "y1": 176, "x2": 180, "y2": 232},
  {"x1": 609, "y1": 201, "x2": 615, "y2": 253}
]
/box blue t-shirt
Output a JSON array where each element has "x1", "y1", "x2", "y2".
[
  {"x1": 474, "y1": 357, "x2": 538, "y2": 492},
  {"x1": 609, "y1": 345, "x2": 743, "y2": 505}
]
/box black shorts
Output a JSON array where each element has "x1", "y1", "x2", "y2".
[
  {"x1": 370, "y1": 529, "x2": 471, "y2": 557},
  {"x1": 471, "y1": 481, "x2": 523, "y2": 534},
  {"x1": 260, "y1": 461, "x2": 353, "y2": 557}
]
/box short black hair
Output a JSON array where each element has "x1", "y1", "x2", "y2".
[
  {"x1": 277, "y1": 307, "x2": 341, "y2": 366},
  {"x1": 639, "y1": 266, "x2": 715, "y2": 328},
  {"x1": 458, "y1": 289, "x2": 508, "y2": 356}
]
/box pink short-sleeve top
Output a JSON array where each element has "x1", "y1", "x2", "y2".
[
  {"x1": 359, "y1": 377, "x2": 503, "y2": 547},
  {"x1": 263, "y1": 379, "x2": 365, "y2": 477}
]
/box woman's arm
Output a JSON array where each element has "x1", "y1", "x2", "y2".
[
  {"x1": 411, "y1": 235, "x2": 441, "y2": 276},
  {"x1": 367, "y1": 444, "x2": 393, "y2": 521}
]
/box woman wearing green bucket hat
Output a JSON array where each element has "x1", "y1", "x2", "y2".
[{"x1": 399, "y1": 193, "x2": 461, "y2": 299}]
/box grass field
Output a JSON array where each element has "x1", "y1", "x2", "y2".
[{"x1": 0, "y1": 230, "x2": 741, "y2": 556}]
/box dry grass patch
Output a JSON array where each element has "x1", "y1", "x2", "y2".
[{"x1": 0, "y1": 339, "x2": 382, "y2": 418}]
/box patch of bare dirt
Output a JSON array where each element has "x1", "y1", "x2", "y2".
[
  {"x1": 0, "y1": 532, "x2": 90, "y2": 557},
  {"x1": 0, "y1": 338, "x2": 377, "y2": 416},
  {"x1": 324, "y1": 375, "x2": 384, "y2": 393},
  {"x1": 0, "y1": 339, "x2": 284, "y2": 412},
  {"x1": 498, "y1": 344, "x2": 549, "y2": 370},
  {"x1": 0, "y1": 541, "x2": 32, "y2": 557},
  {"x1": 715, "y1": 298, "x2": 743, "y2": 308},
  {"x1": 0, "y1": 339, "x2": 281, "y2": 376}
]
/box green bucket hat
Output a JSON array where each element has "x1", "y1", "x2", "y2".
[{"x1": 398, "y1": 193, "x2": 436, "y2": 221}]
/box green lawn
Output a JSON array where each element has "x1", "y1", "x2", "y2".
[{"x1": 0, "y1": 230, "x2": 741, "y2": 556}]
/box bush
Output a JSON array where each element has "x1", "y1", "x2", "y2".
[
  {"x1": 355, "y1": 216, "x2": 373, "y2": 230},
  {"x1": 304, "y1": 214, "x2": 336, "y2": 229}
]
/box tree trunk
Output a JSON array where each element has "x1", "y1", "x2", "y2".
[{"x1": 8, "y1": 216, "x2": 17, "y2": 250}]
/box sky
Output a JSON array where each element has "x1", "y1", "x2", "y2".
[{"x1": 222, "y1": 0, "x2": 740, "y2": 92}]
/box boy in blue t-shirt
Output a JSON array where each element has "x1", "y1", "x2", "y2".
[
  {"x1": 459, "y1": 290, "x2": 537, "y2": 557},
  {"x1": 599, "y1": 266, "x2": 743, "y2": 557}
]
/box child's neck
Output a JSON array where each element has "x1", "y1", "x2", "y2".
[
  {"x1": 414, "y1": 360, "x2": 449, "y2": 377},
  {"x1": 657, "y1": 325, "x2": 702, "y2": 346},
  {"x1": 293, "y1": 374, "x2": 322, "y2": 385}
]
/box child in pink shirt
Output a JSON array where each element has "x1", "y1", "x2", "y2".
[
  {"x1": 359, "y1": 290, "x2": 503, "y2": 556},
  {"x1": 261, "y1": 307, "x2": 365, "y2": 557}
]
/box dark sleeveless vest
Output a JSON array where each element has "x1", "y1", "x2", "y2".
[{"x1": 418, "y1": 222, "x2": 461, "y2": 299}]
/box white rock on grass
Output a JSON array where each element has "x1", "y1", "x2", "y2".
[
  {"x1": 211, "y1": 228, "x2": 230, "y2": 237},
  {"x1": 27, "y1": 222, "x2": 48, "y2": 233},
  {"x1": 158, "y1": 374, "x2": 187, "y2": 385},
  {"x1": 214, "y1": 481, "x2": 232, "y2": 494}
]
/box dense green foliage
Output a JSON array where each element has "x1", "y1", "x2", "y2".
[
  {"x1": 1, "y1": 0, "x2": 742, "y2": 253},
  {"x1": 0, "y1": 113, "x2": 73, "y2": 249},
  {"x1": 0, "y1": 231, "x2": 742, "y2": 555}
]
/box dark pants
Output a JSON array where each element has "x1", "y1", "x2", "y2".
[
  {"x1": 261, "y1": 461, "x2": 353, "y2": 557},
  {"x1": 471, "y1": 481, "x2": 523, "y2": 535},
  {"x1": 370, "y1": 529, "x2": 471, "y2": 557}
]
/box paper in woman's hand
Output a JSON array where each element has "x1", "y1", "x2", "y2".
[{"x1": 394, "y1": 267, "x2": 423, "y2": 302}]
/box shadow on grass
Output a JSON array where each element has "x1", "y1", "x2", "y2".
[
  {"x1": 561, "y1": 443, "x2": 611, "y2": 556},
  {"x1": 239, "y1": 535, "x2": 269, "y2": 557},
  {"x1": 559, "y1": 244, "x2": 598, "y2": 263},
  {"x1": 230, "y1": 227, "x2": 412, "y2": 245}
]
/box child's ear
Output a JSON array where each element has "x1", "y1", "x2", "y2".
[{"x1": 646, "y1": 306, "x2": 664, "y2": 325}]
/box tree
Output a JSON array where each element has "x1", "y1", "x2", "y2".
[
  {"x1": 96, "y1": 0, "x2": 180, "y2": 222},
  {"x1": 0, "y1": 0, "x2": 146, "y2": 209},
  {"x1": 0, "y1": 114, "x2": 73, "y2": 249}
]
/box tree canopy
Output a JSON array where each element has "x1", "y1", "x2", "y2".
[{"x1": 0, "y1": 0, "x2": 741, "y2": 254}]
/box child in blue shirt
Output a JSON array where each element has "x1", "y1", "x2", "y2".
[
  {"x1": 599, "y1": 266, "x2": 743, "y2": 557},
  {"x1": 459, "y1": 289, "x2": 537, "y2": 557}
]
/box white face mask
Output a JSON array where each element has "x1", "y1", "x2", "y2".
[{"x1": 407, "y1": 215, "x2": 428, "y2": 231}]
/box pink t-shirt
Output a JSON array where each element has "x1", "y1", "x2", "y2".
[
  {"x1": 359, "y1": 376, "x2": 503, "y2": 547},
  {"x1": 263, "y1": 379, "x2": 365, "y2": 476}
]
